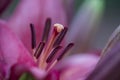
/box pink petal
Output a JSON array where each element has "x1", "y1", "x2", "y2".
[
  {"x1": 0, "y1": 20, "x2": 36, "y2": 79},
  {"x1": 30, "y1": 67, "x2": 46, "y2": 79},
  {"x1": 0, "y1": 62, "x2": 6, "y2": 80},
  {"x1": 9, "y1": 64, "x2": 46, "y2": 80},
  {"x1": 8, "y1": 0, "x2": 67, "y2": 53},
  {"x1": 53, "y1": 54, "x2": 99, "y2": 80},
  {"x1": 44, "y1": 70, "x2": 59, "y2": 80}
]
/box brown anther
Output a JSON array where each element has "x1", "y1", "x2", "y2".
[
  {"x1": 42, "y1": 18, "x2": 51, "y2": 42},
  {"x1": 53, "y1": 27, "x2": 68, "y2": 47},
  {"x1": 34, "y1": 42, "x2": 45, "y2": 59},
  {"x1": 57, "y1": 43, "x2": 74, "y2": 61},
  {"x1": 46, "y1": 46, "x2": 62, "y2": 63},
  {"x1": 30, "y1": 23, "x2": 36, "y2": 49}
]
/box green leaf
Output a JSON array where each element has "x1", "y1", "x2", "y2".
[{"x1": 19, "y1": 73, "x2": 35, "y2": 80}]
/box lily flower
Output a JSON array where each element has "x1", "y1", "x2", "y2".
[
  {"x1": 0, "y1": 21, "x2": 99, "y2": 80},
  {"x1": 0, "y1": 0, "x2": 113, "y2": 80}
]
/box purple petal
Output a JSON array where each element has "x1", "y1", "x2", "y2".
[
  {"x1": 86, "y1": 42, "x2": 120, "y2": 80},
  {"x1": 102, "y1": 25, "x2": 120, "y2": 55}
]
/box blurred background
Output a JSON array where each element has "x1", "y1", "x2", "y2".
[
  {"x1": 1, "y1": 0, "x2": 120, "y2": 50},
  {"x1": 91, "y1": 0, "x2": 120, "y2": 49},
  {"x1": 73, "y1": 0, "x2": 120, "y2": 49}
]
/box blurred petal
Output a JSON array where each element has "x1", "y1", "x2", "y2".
[
  {"x1": 0, "y1": 62, "x2": 6, "y2": 80},
  {"x1": 102, "y1": 25, "x2": 120, "y2": 55},
  {"x1": 44, "y1": 70, "x2": 59, "y2": 80},
  {"x1": 8, "y1": 0, "x2": 67, "y2": 53},
  {"x1": 0, "y1": 20, "x2": 36, "y2": 79},
  {"x1": 86, "y1": 42, "x2": 120, "y2": 80},
  {"x1": 66, "y1": 0, "x2": 104, "y2": 53},
  {"x1": 53, "y1": 54, "x2": 99, "y2": 80},
  {"x1": 8, "y1": 0, "x2": 42, "y2": 53},
  {"x1": 30, "y1": 67, "x2": 46, "y2": 80},
  {"x1": 9, "y1": 64, "x2": 46, "y2": 80}
]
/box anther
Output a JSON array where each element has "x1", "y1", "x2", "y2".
[
  {"x1": 46, "y1": 46, "x2": 62, "y2": 63},
  {"x1": 53, "y1": 27, "x2": 68, "y2": 47},
  {"x1": 30, "y1": 23, "x2": 36, "y2": 49},
  {"x1": 57, "y1": 43, "x2": 74, "y2": 61},
  {"x1": 42, "y1": 18, "x2": 51, "y2": 42},
  {"x1": 34, "y1": 42, "x2": 45, "y2": 59}
]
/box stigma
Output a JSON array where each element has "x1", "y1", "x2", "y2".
[{"x1": 30, "y1": 18, "x2": 74, "y2": 71}]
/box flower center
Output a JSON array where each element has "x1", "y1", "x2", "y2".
[{"x1": 30, "y1": 18, "x2": 74, "y2": 71}]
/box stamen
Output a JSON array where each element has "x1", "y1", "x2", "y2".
[
  {"x1": 38, "y1": 24, "x2": 64, "y2": 68},
  {"x1": 30, "y1": 23, "x2": 36, "y2": 49},
  {"x1": 30, "y1": 20, "x2": 74, "y2": 71},
  {"x1": 42, "y1": 18, "x2": 51, "y2": 42},
  {"x1": 46, "y1": 43, "x2": 74, "y2": 71},
  {"x1": 34, "y1": 42, "x2": 45, "y2": 59},
  {"x1": 57, "y1": 43, "x2": 74, "y2": 61},
  {"x1": 46, "y1": 46, "x2": 62, "y2": 63},
  {"x1": 42, "y1": 24, "x2": 64, "y2": 61},
  {"x1": 53, "y1": 27, "x2": 68, "y2": 47},
  {"x1": 46, "y1": 60, "x2": 58, "y2": 72}
]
